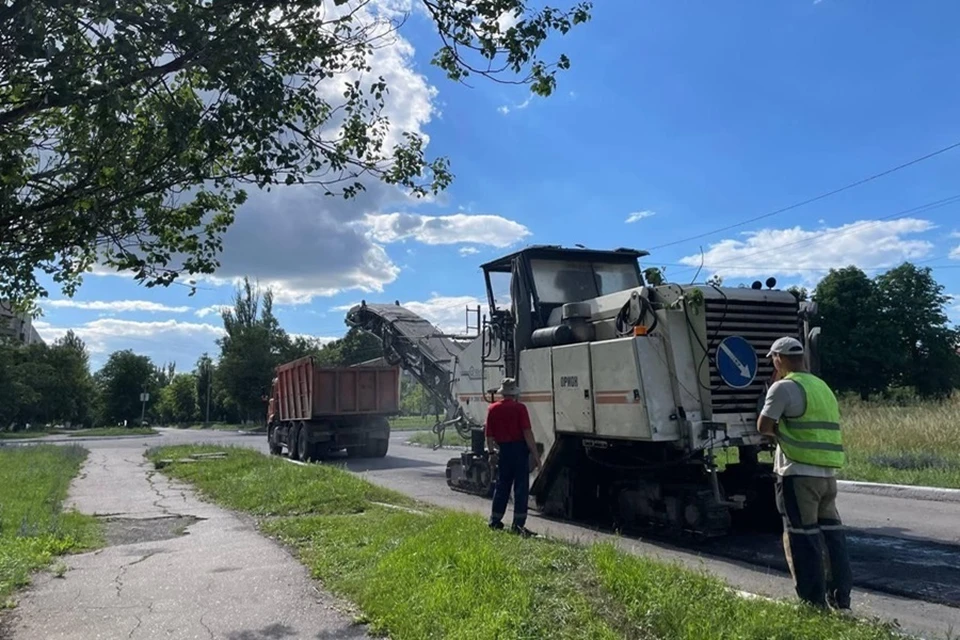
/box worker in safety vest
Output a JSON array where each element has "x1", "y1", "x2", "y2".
[
  {"x1": 486, "y1": 377, "x2": 542, "y2": 537},
  {"x1": 757, "y1": 336, "x2": 853, "y2": 610}
]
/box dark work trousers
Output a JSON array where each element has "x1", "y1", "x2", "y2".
[
  {"x1": 490, "y1": 441, "x2": 530, "y2": 528},
  {"x1": 776, "y1": 474, "x2": 853, "y2": 609}
]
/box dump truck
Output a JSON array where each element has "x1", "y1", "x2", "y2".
[
  {"x1": 346, "y1": 245, "x2": 821, "y2": 538},
  {"x1": 266, "y1": 356, "x2": 400, "y2": 461}
]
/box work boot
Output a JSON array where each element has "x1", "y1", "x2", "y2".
[
  {"x1": 488, "y1": 520, "x2": 504, "y2": 531},
  {"x1": 511, "y1": 524, "x2": 537, "y2": 538}
]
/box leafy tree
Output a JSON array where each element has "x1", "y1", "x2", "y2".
[
  {"x1": 337, "y1": 327, "x2": 384, "y2": 366},
  {"x1": 1, "y1": 0, "x2": 591, "y2": 307},
  {"x1": 154, "y1": 362, "x2": 177, "y2": 388},
  {"x1": 158, "y1": 373, "x2": 199, "y2": 424},
  {"x1": 9, "y1": 342, "x2": 56, "y2": 426},
  {"x1": 46, "y1": 331, "x2": 96, "y2": 427},
  {"x1": 875, "y1": 263, "x2": 960, "y2": 398},
  {"x1": 786, "y1": 285, "x2": 809, "y2": 302},
  {"x1": 194, "y1": 353, "x2": 216, "y2": 424},
  {"x1": 95, "y1": 350, "x2": 155, "y2": 425},
  {"x1": 217, "y1": 278, "x2": 283, "y2": 422},
  {"x1": 813, "y1": 266, "x2": 899, "y2": 399}
]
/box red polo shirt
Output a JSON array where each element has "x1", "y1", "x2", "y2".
[{"x1": 484, "y1": 398, "x2": 531, "y2": 443}]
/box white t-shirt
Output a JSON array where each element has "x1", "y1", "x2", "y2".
[{"x1": 760, "y1": 379, "x2": 837, "y2": 478}]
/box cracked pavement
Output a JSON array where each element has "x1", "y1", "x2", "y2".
[{"x1": 3, "y1": 447, "x2": 369, "y2": 640}]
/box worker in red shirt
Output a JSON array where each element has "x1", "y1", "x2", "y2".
[{"x1": 486, "y1": 378, "x2": 542, "y2": 537}]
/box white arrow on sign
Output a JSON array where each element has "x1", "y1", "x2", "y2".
[{"x1": 719, "y1": 342, "x2": 751, "y2": 379}]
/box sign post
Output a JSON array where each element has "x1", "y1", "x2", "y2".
[{"x1": 139, "y1": 392, "x2": 150, "y2": 425}]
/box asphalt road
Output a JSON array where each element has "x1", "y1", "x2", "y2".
[{"x1": 5, "y1": 428, "x2": 960, "y2": 639}]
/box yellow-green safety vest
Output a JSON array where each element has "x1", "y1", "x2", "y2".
[{"x1": 777, "y1": 372, "x2": 845, "y2": 468}]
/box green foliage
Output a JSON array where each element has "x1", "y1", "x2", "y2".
[
  {"x1": 787, "y1": 285, "x2": 809, "y2": 302},
  {"x1": 814, "y1": 267, "x2": 899, "y2": 399},
  {"x1": 1, "y1": 0, "x2": 591, "y2": 308},
  {"x1": 813, "y1": 263, "x2": 960, "y2": 399},
  {"x1": 591, "y1": 545, "x2": 899, "y2": 640},
  {"x1": 94, "y1": 349, "x2": 156, "y2": 425},
  {"x1": 157, "y1": 373, "x2": 199, "y2": 424},
  {"x1": 151, "y1": 445, "x2": 903, "y2": 640},
  {"x1": 67, "y1": 427, "x2": 157, "y2": 437},
  {"x1": 216, "y1": 278, "x2": 286, "y2": 422},
  {"x1": 874, "y1": 263, "x2": 960, "y2": 398},
  {"x1": 400, "y1": 377, "x2": 443, "y2": 417},
  {"x1": 0, "y1": 445, "x2": 102, "y2": 599},
  {"x1": 0, "y1": 331, "x2": 95, "y2": 429}
]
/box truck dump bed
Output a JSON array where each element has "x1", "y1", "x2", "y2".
[{"x1": 274, "y1": 356, "x2": 400, "y2": 422}]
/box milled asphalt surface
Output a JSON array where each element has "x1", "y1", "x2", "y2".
[
  {"x1": 2, "y1": 442, "x2": 369, "y2": 640},
  {"x1": 4, "y1": 427, "x2": 960, "y2": 639}
]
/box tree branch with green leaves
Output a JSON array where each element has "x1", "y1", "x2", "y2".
[{"x1": 1, "y1": 0, "x2": 592, "y2": 309}]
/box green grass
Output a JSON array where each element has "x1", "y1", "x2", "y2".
[
  {"x1": 406, "y1": 429, "x2": 471, "y2": 448},
  {"x1": 0, "y1": 430, "x2": 50, "y2": 440},
  {"x1": 838, "y1": 395, "x2": 960, "y2": 488},
  {"x1": 389, "y1": 415, "x2": 438, "y2": 431},
  {"x1": 0, "y1": 445, "x2": 102, "y2": 601},
  {"x1": 149, "y1": 444, "x2": 906, "y2": 640},
  {"x1": 711, "y1": 396, "x2": 960, "y2": 490},
  {"x1": 67, "y1": 427, "x2": 157, "y2": 437}
]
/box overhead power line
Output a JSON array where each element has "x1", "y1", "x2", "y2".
[
  {"x1": 666, "y1": 194, "x2": 960, "y2": 276},
  {"x1": 649, "y1": 139, "x2": 960, "y2": 251},
  {"x1": 664, "y1": 194, "x2": 960, "y2": 273}
]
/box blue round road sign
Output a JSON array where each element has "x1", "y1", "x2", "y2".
[{"x1": 716, "y1": 336, "x2": 759, "y2": 389}]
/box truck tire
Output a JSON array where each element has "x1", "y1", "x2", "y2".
[
  {"x1": 369, "y1": 437, "x2": 389, "y2": 458},
  {"x1": 297, "y1": 424, "x2": 311, "y2": 462},
  {"x1": 361, "y1": 417, "x2": 390, "y2": 458},
  {"x1": 287, "y1": 424, "x2": 301, "y2": 460},
  {"x1": 268, "y1": 426, "x2": 283, "y2": 456}
]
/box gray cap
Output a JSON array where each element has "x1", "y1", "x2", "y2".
[
  {"x1": 766, "y1": 336, "x2": 804, "y2": 358},
  {"x1": 497, "y1": 377, "x2": 520, "y2": 396}
]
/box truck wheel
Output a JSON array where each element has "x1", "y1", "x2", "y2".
[
  {"x1": 268, "y1": 426, "x2": 283, "y2": 455},
  {"x1": 371, "y1": 437, "x2": 389, "y2": 458},
  {"x1": 287, "y1": 425, "x2": 301, "y2": 460},
  {"x1": 297, "y1": 426, "x2": 311, "y2": 462}
]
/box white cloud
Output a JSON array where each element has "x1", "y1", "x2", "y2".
[
  {"x1": 402, "y1": 295, "x2": 487, "y2": 334},
  {"x1": 44, "y1": 299, "x2": 191, "y2": 314},
  {"x1": 625, "y1": 210, "x2": 656, "y2": 224},
  {"x1": 950, "y1": 231, "x2": 960, "y2": 260},
  {"x1": 194, "y1": 305, "x2": 232, "y2": 318},
  {"x1": 86, "y1": 0, "x2": 439, "y2": 307},
  {"x1": 459, "y1": 246, "x2": 480, "y2": 256},
  {"x1": 34, "y1": 318, "x2": 225, "y2": 368},
  {"x1": 679, "y1": 218, "x2": 937, "y2": 278},
  {"x1": 362, "y1": 212, "x2": 530, "y2": 248},
  {"x1": 332, "y1": 294, "x2": 488, "y2": 335},
  {"x1": 497, "y1": 96, "x2": 533, "y2": 115}
]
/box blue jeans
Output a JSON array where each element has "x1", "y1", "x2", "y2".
[{"x1": 490, "y1": 441, "x2": 530, "y2": 528}]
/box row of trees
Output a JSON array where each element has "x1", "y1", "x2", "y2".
[
  {"x1": 0, "y1": 277, "x2": 424, "y2": 430},
  {"x1": 805, "y1": 263, "x2": 960, "y2": 399}
]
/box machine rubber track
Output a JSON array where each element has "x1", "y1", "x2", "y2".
[{"x1": 445, "y1": 454, "x2": 496, "y2": 499}]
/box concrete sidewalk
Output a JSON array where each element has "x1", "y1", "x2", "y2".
[{"x1": 3, "y1": 447, "x2": 368, "y2": 639}]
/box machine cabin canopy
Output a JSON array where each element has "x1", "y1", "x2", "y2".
[{"x1": 480, "y1": 246, "x2": 649, "y2": 330}]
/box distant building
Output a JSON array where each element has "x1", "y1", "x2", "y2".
[{"x1": 0, "y1": 301, "x2": 45, "y2": 346}]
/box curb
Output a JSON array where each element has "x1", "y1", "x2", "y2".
[
  {"x1": 838, "y1": 479, "x2": 960, "y2": 503},
  {"x1": 0, "y1": 434, "x2": 159, "y2": 446}
]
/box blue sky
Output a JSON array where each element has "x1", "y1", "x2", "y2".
[{"x1": 34, "y1": 0, "x2": 960, "y2": 370}]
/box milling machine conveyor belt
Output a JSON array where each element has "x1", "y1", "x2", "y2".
[{"x1": 345, "y1": 302, "x2": 467, "y2": 411}]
